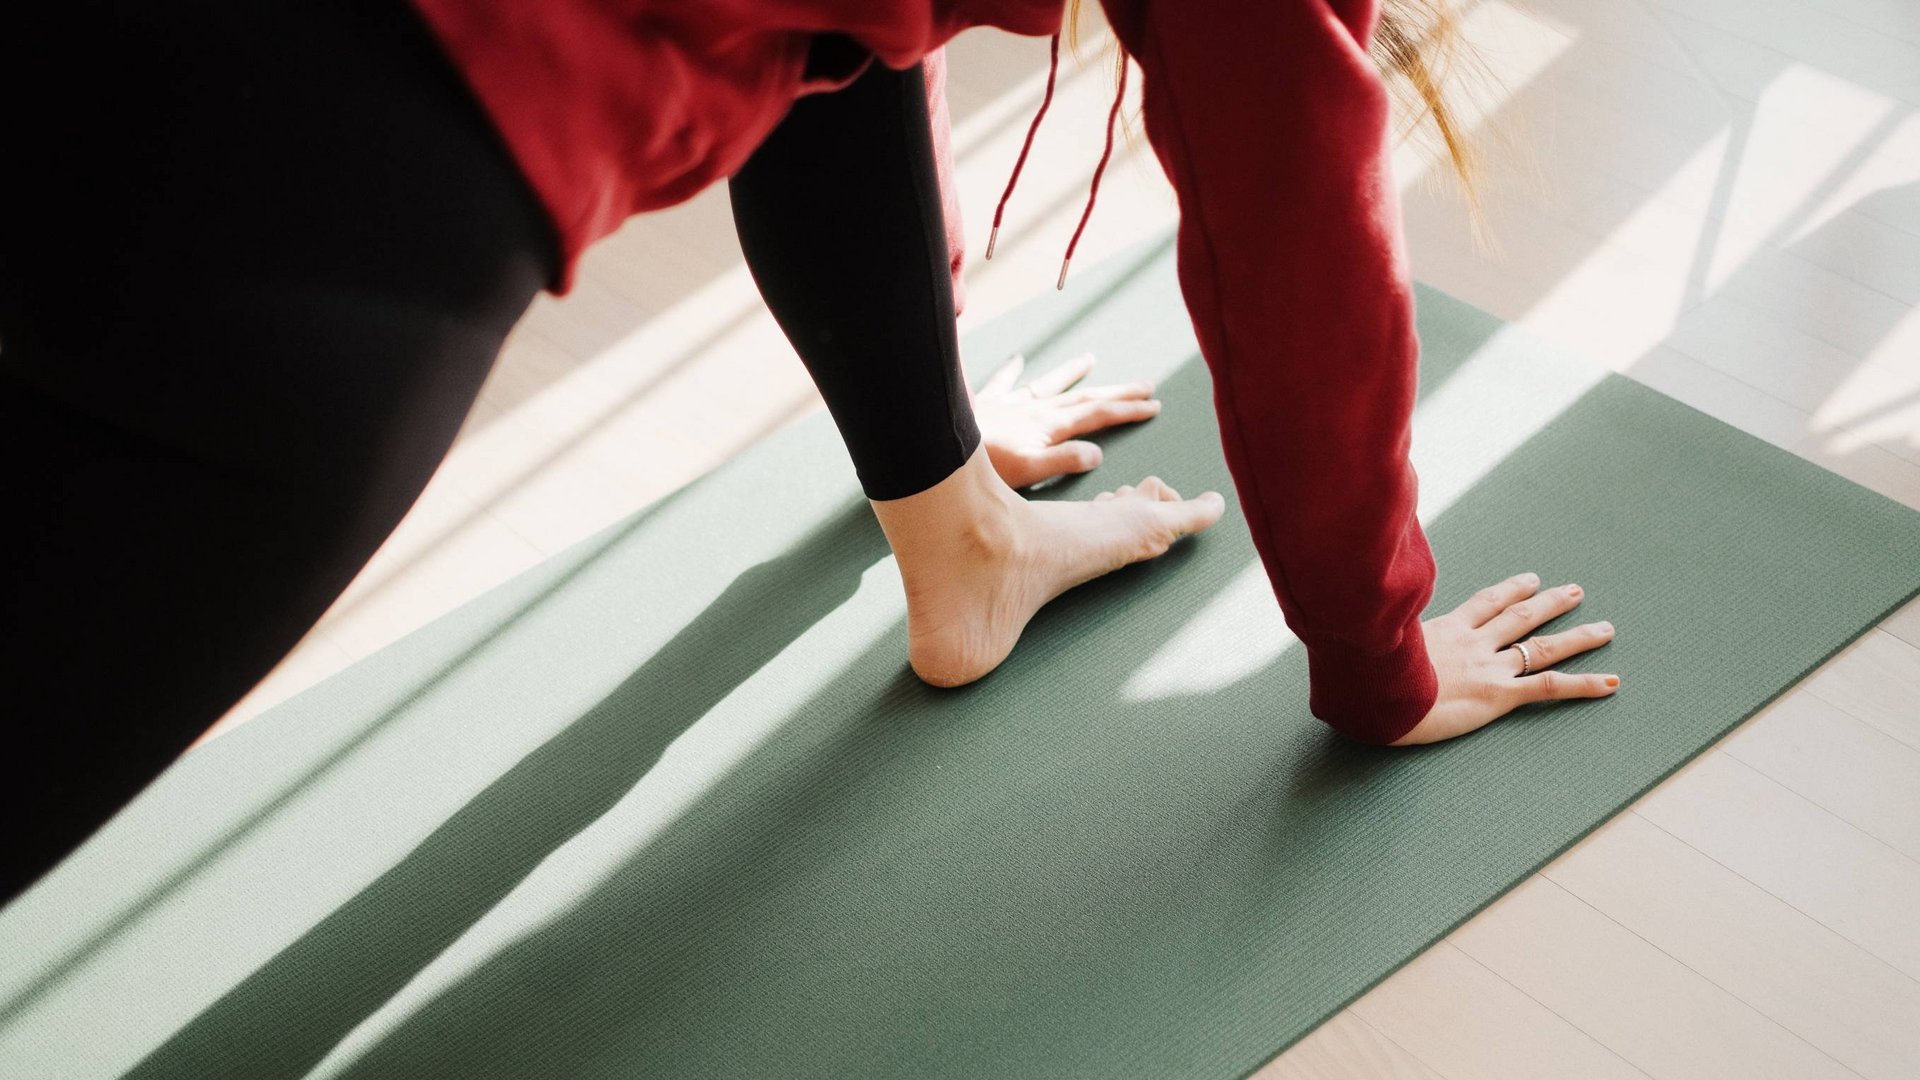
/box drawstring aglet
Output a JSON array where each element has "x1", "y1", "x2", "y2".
[
  {"x1": 1057, "y1": 48, "x2": 1129, "y2": 292},
  {"x1": 985, "y1": 33, "x2": 1060, "y2": 263}
]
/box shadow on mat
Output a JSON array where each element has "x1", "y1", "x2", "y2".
[
  {"x1": 115, "y1": 357, "x2": 1227, "y2": 1080},
  {"x1": 105, "y1": 228, "x2": 1198, "y2": 1076},
  {"x1": 21, "y1": 223, "x2": 1195, "y2": 1032},
  {"x1": 121, "y1": 504, "x2": 891, "y2": 1080},
  {"x1": 197, "y1": 363, "x2": 1317, "y2": 1079},
  {"x1": 121, "y1": 295, "x2": 1514, "y2": 1077},
  {"x1": 319, "y1": 537, "x2": 1273, "y2": 1079}
]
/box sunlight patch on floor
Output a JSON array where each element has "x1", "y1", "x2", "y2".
[
  {"x1": 1708, "y1": 65, "x2": 1903, "y2": 287},
  {"x1": 1809, "y1": 309, "x2": 1920, "y2": 454}
]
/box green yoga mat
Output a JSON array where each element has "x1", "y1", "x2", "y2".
[{"x1": 6, "y1": 232, "x2": 1920, "y2": 1080}]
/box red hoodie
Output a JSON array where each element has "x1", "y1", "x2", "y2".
[{"x1": 406, "y1": 0, "x2": 1441, "y2": 745}]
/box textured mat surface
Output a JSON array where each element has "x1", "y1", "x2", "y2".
[{"x1": 6, "y1": 233, "x2": 1920, "y2": 1080}]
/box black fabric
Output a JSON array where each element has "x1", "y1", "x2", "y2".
[
  {"x1": 730, "y1": 60, "x2": 983, "y2": 502},
  {"x1": 0, "y1": 0, "x2": 563, "y2": 899},
  {"x1": 0, "y1": 5, "x2": 987, "y2": 900}
]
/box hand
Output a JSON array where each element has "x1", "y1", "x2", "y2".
[
  {"x1": 1390, "y1": 572, "x2": 1620, "y2": 746},
  {"x1": 972, "y1": 352, "x2": 1162, "y2": 489}
]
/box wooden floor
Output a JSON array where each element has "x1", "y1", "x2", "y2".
[{"x1": 205, "y1": 1, "x2": 1920, "y2": 1076}]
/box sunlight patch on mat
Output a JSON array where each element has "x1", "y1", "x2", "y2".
[
  {"x1": 1123, "y1": 322, "x2": 1603, "y2": 702},
  {"x1": 1121, "y1": 562, "x2": 1294, "y2": 701},
  {"x1": 1409, "y1": 321, "x2": 1608, "y2": 521},
  {"x1": 303, "y1": 558, "x2": 913, "y2": 1080}
]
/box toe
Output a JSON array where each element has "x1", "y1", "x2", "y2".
[
  {"x1": 1157, "y1": 492, "x2": 1226, "y2": 536},
  {"x1": 1135, "y1": 476, "x2": 1173, "y2": 499}
]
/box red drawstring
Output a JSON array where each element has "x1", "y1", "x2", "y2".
[
  {"x1": 1060, "y1": 55, "x2": 1126, "y2": 289},
  {"x1": 983, "y1": 33, "x2": 1130, "y2": 291},
  {"x1": 985, "y1": 33, "x2": 1059, "y2": 261}
]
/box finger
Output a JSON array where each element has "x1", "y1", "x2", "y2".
[
  {"x1": 1504, "y1": 668, "x2": 1621, "y2": 707},
  {"x1": 1059, "y1": 380, "x2": 1156, "y2": 405},
  {"x1": 1151, "y1": 491, "x2": 1227, "y2": 538},
  {"x1": 1024, "y1": 352, "x2": 1096, "y2": 398},
  {"x1": 1482, "y1": 581, "x2": 1585, "y2": 644},
  {"x1": 981, "y1": 353, "x2": 1025, "y2": 396},
  {"x1": 1028, "y1": 440, "x2": 1104, "y2": 478},
  {"x1": 1052, "y1": 398, "x2": 1162, "y2": 440},
  {"x1": 1502, "y1": 620, "x2": 1615, "y2": 677},
  {"x1": 1454, "y1": 572, "x2": 1540, "y2": 628}
]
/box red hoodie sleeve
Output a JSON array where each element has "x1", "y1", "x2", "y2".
[{"x1": 1099, "y1": 0, "x2": 1439, "y2": 744}]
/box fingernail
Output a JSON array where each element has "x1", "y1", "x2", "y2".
[
  {"x1": 1604, "y1": 675, "x2": 1620, "y2": 688},
  {"x1": 1591, "y1": 621, "x2": 1613, "y2": 635},
  {"x1": 1520, "y1": 572, "x2": 1540, "y2": 587},
  {"x1": 1565, "y1": 584, "x2": 1583, "y2": 598}
]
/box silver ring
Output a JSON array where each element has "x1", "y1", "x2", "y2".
[{"x1": 1511, "y1": 640, "x2": 1533, "y2": 676}]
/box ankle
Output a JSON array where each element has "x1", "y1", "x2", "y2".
[{"x1": 871, "y1": 444, "x2": 1022, "y2": 573}]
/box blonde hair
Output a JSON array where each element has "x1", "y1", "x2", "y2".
[{"x1": 1371, "y1": 0, "x2": 1529, "y2": 257}]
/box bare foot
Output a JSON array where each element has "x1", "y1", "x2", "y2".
[
  {"x1": 872, "y1": 444, "x2": 1225, "y2": 687},
  {"x1": 972, "y1": 352, "x2": 1161, "y2": 489}
]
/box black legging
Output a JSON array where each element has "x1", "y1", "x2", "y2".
[
  {"x1": 0, "y1": 0, "x2": 977, "y2": 900},
  {"x1": 729, "y1": 57, "x2": 982, "y2": 501}
]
